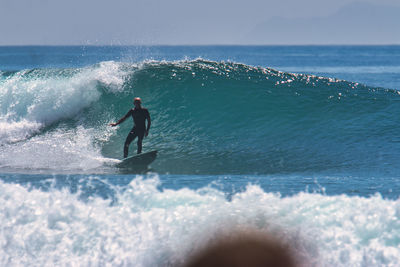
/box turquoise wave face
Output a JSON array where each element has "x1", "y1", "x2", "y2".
[{"x1": 1, "y1": 59, "x2": 400, "y2": 174}]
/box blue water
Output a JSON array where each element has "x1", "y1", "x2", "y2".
[{"x1": 1, "y1": 46, "x2": 400, "y2": 266}]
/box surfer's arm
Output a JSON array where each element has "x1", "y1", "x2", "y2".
[
  {"x1": 109, "y1": 110, "x2": 132, "y2": 127},
  {"x1": 145, "y1": 111, "x2": 151, "y2": 136}
]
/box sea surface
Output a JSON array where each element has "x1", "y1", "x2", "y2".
[{"x1": 1, "y1": 45, "x2": 400, "y2": 266}]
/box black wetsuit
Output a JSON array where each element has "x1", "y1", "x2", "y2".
[{"x1": 121, "y1": 108, "x2": 150, "y2": 157}]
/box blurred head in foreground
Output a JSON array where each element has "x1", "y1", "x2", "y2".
[{"x1": 182, "y1": 231, "x2": 296, "y2": 267}]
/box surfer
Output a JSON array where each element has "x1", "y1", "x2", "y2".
[{"x1": 109, "y1": 97, "x2": 151, "y2": 158}]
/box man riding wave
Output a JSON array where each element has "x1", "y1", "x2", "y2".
[{"x1": 109, "y1": 97, "x2": 151, "y2": 158}]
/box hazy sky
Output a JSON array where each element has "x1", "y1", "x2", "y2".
[{"x1": 0, "y1": 0, "x2": 399, "y2": 45}]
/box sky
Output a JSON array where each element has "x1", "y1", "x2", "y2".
[{"x1": 0, "y1": 0, "x2": 399, "y2": 45}]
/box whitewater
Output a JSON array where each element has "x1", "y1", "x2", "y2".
[{"x1": 1, "y1": 45, "x2": 400, "y2": 266}]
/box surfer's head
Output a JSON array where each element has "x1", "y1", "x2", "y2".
[{"x1": 133, "y1": 97, "x2": 142, "y2": 108}]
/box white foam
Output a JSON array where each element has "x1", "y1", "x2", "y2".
[
  {"x1": 0, "y1": 126, "x2": 114, "y2": 172},
  {"x1": 0, "y1": 119, "x2": 42, "y2": 143},
  {"x1": 0, "y1": 176, "x2": 399, "y2": 266},
  {"x1": 0, "y1": 61, "x2": 129, "y2": 145}
]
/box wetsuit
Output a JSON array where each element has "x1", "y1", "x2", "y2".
[{"x1": 119, "y1": 107, "x2": 150, "y2": 157}]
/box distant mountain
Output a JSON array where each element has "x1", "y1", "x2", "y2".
[{"x1": 243, "y1": 2, "x2": 400, "y2": 44}]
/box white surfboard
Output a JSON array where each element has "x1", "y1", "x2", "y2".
[{"x1": 116, "y1": 150, "x2": 157, "y2": 168}]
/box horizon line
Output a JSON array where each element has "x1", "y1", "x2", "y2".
[{"x1": 1, "y1": 43, "x2": 400, "y2": 47}]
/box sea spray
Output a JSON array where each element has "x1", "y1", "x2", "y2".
[
  {"x1": 0, "y1": 61, "x2": 129, "y2": 143},
  {"x1": 0, "y1": 175, "x2": 399, "y2": 266}
]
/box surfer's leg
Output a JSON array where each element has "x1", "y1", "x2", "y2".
[
  {"x1": 137, "y1": 138, "x2": 142, "y2": 154},
  {"x1": 137, "y1": 131, "x2": 145, "y2": 154},
  {"x1": 124, "y1": 130, "x2": 137, "y2": 158}
]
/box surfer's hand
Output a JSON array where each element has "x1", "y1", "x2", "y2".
[
  {"x1": 145, "y1": 130, "x2": 149, "y2": 137},
  {"x1": 109, "y1": 123, "x2": 118, "y2": 127}
]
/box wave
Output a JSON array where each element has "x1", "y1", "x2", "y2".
[
  {"x1": 0, "y1": 62, "x2": 128, "y2": 134},
  {"x1": 1, "y1": 59, "x2": 400, "y2": 174},
  {"x1": 0, "y1": 175, "x2": 399, "y2": 266}
]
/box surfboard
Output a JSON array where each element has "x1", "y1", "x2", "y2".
[{"x1": 116, "y1": 150, "x2": 158, "y2": 168}]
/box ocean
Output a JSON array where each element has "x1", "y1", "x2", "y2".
[{"x1": 1, "y1": 45, "x2": 400, "y2": 266}]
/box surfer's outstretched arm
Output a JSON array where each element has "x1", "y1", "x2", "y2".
[{"x1": 109, "y1": 110, "x2": 132, "y2": 127}]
